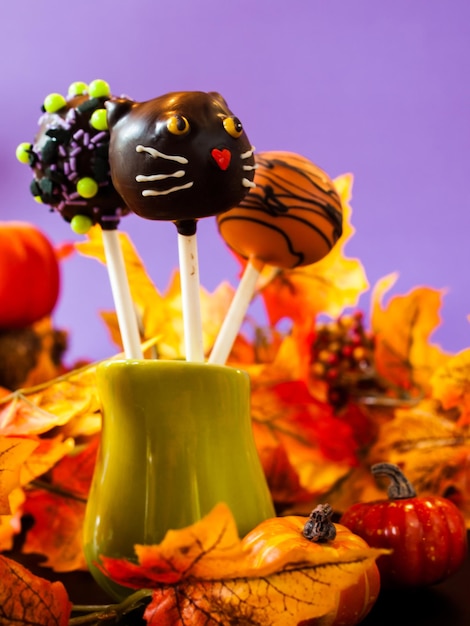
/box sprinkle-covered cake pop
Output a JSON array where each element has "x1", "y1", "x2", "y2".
[
  {"x1": 216, "y1": 151, "x2": 343, "y2": 269},
  {"x1": 16, "y1": 80, "x2": 129, "y2": 232},
  {"x1": 106, "y1": 91, "x2": 256, "y2": 234}
]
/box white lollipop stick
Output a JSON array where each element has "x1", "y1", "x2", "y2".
[
  {"x1": 209, "y1": 257, "x2": 264, "y2": 365},
  {"x1": 101, "y1": 229, "x2": 143, "y2": 360},
  {"x1": 177, "y1": 231, "x2": 204, "y2": 362}
]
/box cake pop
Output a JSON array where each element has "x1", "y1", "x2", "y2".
[
  {"x1": 16, "y1": 79, "x2": 129, "y2": 232},
  {"x1": 209, "y1": 151, "x2": 343, "y2": 365},
  {"x1": 216, "y1": 150, "x2": 343, "y2": 269},
  {"x1": 16, "y1": 80, "x2": 142, "y2": 359},
  {"x1": 106, "y1": 91, "x2": 256, "y2": 361}
]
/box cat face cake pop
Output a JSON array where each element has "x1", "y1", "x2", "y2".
[
  {"x1": 216, "y1": 151, "x2": 343, "y2": 269},
  {"x1": 16, "y1": 80, "x2": 129, "y2": 232},
  {"x1": 106, "y1": 91, "x2": 256, "y2": 233}
]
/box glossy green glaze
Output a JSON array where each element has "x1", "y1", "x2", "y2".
[{"x1": 83, "y1": 359, "x2": 275, "y2": 599}]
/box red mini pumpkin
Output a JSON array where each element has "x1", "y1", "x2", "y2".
[
  {"x1": 340, "y1": 462, "x2": 468, "y2": 588},
  {"x1": 0, "y1": 221, "x2": 60, "y2": 329},
  {"x1": 243, "y1": 504, "x2": 381, "y2": 626}
]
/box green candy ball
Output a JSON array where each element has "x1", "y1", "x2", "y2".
[
  {"x1": 43, "y1": 93, "x2": 67, "y2": 113},
  {"x1": 88, "y1": 79, "x2": 111, "y2": 99},
  {"x1": 16, "y1": 142, "x2": 32, "y2": 164},
  {"x1": 90, "y1": 108, "x2": 108, "y2": 131},
  {"x1": 76, "y1": 177, "x2": 99, "y2": 199},
  {"x1": 71, "y1": 215, "x2": 93, "y2": 234},
  {"x1": 68, "y1": 81, "x2": 89, "y2": 97}
]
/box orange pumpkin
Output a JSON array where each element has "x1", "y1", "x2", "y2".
[
  {"x1": 0, "y1": 221, "x2": 60, "y2": 329},
  {"x1": 243, "y1": 514, "x2": 381, "y2": 626}
]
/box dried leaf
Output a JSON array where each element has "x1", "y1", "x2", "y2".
[
  {"x1": 20, "y1": 439, "x2": 98, "y2": 572},
  {"x1": 21, "y1": 489, "x2": 87, "y2": 572},
  {"x1": 0, "y1": 436, "x2": 38, "y2": 514},
  {"x1": 0, "y1": 554, "x2": 71, "y2": 625},
  {"x1": 78, "y1": 228, "x2": 232, "y2": 359},
  {"x1": 369, "y1": 400, "x2": 470, "y2": 521},
  {"x1": 371, "y1": 273, "x2": 450, "y2": 395},
  {"x1": 431, "y1": 348, "x2": 470, "y2": 425},
  {"x1": 0, "y1": 361, "x2": 100, "y2": 436}
]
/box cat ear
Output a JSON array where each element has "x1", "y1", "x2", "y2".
[
  {"x1": 106, "y1": 98, "x2": 135, "y2": 129},
  {"x1": 208, "y1": 92, "x2": 230, "y2": 111}
]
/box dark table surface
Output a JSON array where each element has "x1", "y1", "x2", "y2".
[{"x1": 10, "y1": 537, "x2": 470, "y2": 625}]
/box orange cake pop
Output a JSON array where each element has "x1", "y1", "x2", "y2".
[
  {"x1": 216, "y1": 150, "x2": 343, "y2": 269},
  {"x1": 210, "y1": 151, "x2": 343, "y2": 365}
]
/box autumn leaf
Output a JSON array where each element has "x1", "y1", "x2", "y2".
[
  {"x1": 77, "y1": 228, "x2": 233, "y2": 359},
  {"x1": 0, "y1": 361, "x2": 100, "y2": 437},
  {"x1": 20, "y1": 437, "x2": 99, "y2": 572},
  {"x1": 257, "y1": 174, "x2": 369, "y2": 328},
  {"x1": 21, "y1": 489, "x2": 88, "y2": 572},
  {"x1": 0, "y1": 488, "x2": 25, "y2": 551},
  {"x1": 430, "y1": 348, "x2": 470, "y2": 426},
  {"x1": 0, "y1": 436, "x2": 38, "y2": 514},
  {"x1": 368, "y1": 400, "x2": 470, "y2": 522},
  {"x1": 20, "y1": 436, "x2": 75, "y2": 486},
  {"x1": 99, "y1": 503, "x2": 383, "y2": 625},
  {"x1": 371, "y1": 273, "x2": 450, "y2": 396},
  {"x1": 0, "y1": 554, "x2": 71, "y2": 625}
]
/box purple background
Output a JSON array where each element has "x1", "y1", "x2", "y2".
[{"x1": 1, "y1": 1, "x2": 469, "y2": 364}]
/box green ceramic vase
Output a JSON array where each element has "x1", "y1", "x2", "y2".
[{"x1": 83, "y1": 359, "x2": 275, "y2": 599}]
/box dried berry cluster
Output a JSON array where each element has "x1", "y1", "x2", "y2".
[{"x1": 310, "y1": 311, "x2": 378, "y2": 408}]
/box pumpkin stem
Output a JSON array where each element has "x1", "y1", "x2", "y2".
[
  {"x1": 371, "y1": 462, "x2": 416, "y2": 499},
  {"x1": 303, "y1": 503, "x2": 337, "y2": 543}
]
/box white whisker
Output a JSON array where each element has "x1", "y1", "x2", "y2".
[
  {"x1": 241, "y1": 145, "x2": 256, "y2": 160},
  {"x1": 136, "y1": 170, "x2": 185, "y2": 182},
  {"x1": 142, "y1": 181, "x2": 194, "y2": 197},
  {"x1": 243, "y1": 164, "x2": 257, "y2": 171},
  {"x1": 242, "y1": 178, "x2": 256, "y2": 188},
  {"x1": 136, "y1": 144, "x2": 188, "y2": 164}
]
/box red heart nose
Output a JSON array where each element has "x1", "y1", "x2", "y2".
[{"x1": 211, "y1": 148, "x2": 231, "y2": 170}]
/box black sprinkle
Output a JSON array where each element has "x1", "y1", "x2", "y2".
[
  {"x1": 41, "y1": 139, "x2": 59, "y2": 165},
  {"x1": 76, "y1": 97, "x2": 101, "y2": 114},
  {"x1": 38, "y1": 177, "x2": 55, "y2": 196},
  {"x1": 46, "y1": 127, "x2": 72, "y2": 144},
  {"x1": 30, "y1": 180, "x2": 41, "y2": 197}
]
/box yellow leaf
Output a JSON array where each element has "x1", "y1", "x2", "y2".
[
  {"x1": 371, "y1": 274, "x2": 450, "y2": 394},
  {"x1": 0, "y1": 436, "x2": 38, "y2": 514},
  {"x1": 431, "y1": 349, "x2": 470, "y2": 425},
  {"x1": 369, "y1": 400, "x2": 470, "y2": 523}
]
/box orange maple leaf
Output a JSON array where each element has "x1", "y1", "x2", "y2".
[
  {"x1": 77, "y1": 227, "x2": 233, "y2": 359},
  {"x1": 430, "y1": 348, "x2": 470, "y2": 426},
  {"x1": 368, "y1": 400, "x2": 470, "y2": 523},
  {"x1": 371, "y1": 273, "x2": 450, "y2": 396},
  {"x1": 0, "y1": 436, "x2": 38, "y2": 514},
  {"x1": 20, "y1": 436, "x2": 99, "y2": 572},
  {"x1": 0, "y1": 554, "x2": 71, "y2": 625}
]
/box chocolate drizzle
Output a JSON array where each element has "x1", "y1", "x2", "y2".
[{"x1": 217, "y1": 151, "x2": 343, "y2": 269}]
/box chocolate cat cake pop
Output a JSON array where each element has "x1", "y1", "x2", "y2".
[
  {"x1": 216, "y1": 150, "x2": 343, "y2": 269},
  {"x1": 16, "y1": 79, "x2": 129, "y2": 232},
  {"x1": 106, "y1": 91, "x2": 256, "y2": 234}
]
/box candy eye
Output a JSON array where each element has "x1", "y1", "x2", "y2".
[
  {"x1": 167, "y1": 115, "x2": 190, "y2": 135},
  {"x1": 223, "y1": 116, "x2": 243, "y2": 138}
]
